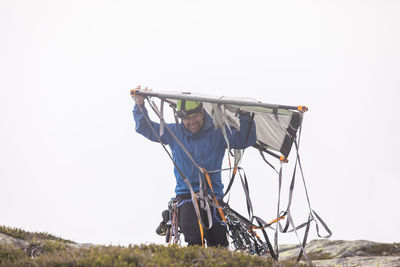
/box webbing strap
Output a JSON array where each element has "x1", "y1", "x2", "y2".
[
  {"x1": 244, "y1": 112, "x2": 255, "y2": 144},
  {"x1": 254, "y1": 216, "x2": 277, "y2": 260},
  {"x1": 282, "y1": 154, "x2": 297, "y2": 233},
  {"x1": 224, "y1": 149, "x2": 242, "y2": 197},
  {"x1": 137, "y1": 101, "x2": 208, "y2": 236},
  {"x1": 311, "y1": 209, "x2": 332, "y2": 238},
  {"x1": 147, "y1": 98, "x2": 202, "y2": 171},
  {"x1": 211, "y1": 103, "x2": 232, "y2": 152},
  {"x1": 259, "y1": 149, "x2": 279, "y2": 174},
  {"x1": 197, "y1": 171, "x2": 213, "y2": 230},
  {"x1": 172, "y1": 105, "x2": 179, "y2": 126},
  {"x1": 160, "y1": 99, "x2": 165, "y2": 136},
  {"x1": 274, "y1": 163, "x2": 283, "y2": 257},
  {"x1": 287, "y1": 212, "x2": 311, "y2": 265},
  {"x1": 223, "y1": 165, "x2": 238, "y2": 197},
  {"x1": 238, "y1": 169, "x2": 254, "y2": 221},
  {"x1": 255, "y1": 112, "x2": 331, "y2": 263},
  {"x1": 272, "y1": 124, "x2": 331, "y2": 263},
  {"x1": 294, "y1": 139, "x2": 332, "y2": 238},
  {"x1": 202, "y1": 168, "x2": 227, "y2": 225},
  {"x1": 197, "y1": 218, "x2": 204, "y2": 247},
  {"x1": 297, "y1": 213, "x2": 311, "y2": 262}
]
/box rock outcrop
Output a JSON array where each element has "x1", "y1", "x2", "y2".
[{"x1": 279, "y1": 239, "x2": 400, "y2": 266}]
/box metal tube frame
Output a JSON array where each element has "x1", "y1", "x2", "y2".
[{"x1": 131, "y1": 89, "x2": 301, "y2": 111}]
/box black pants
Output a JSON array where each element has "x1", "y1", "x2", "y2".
[{"x1": 177, "y1": 194, "x2": 229, "y2": 247}]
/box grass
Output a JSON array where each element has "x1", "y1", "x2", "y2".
[
  {"x1": 0, "y1": 226, "x2": 73, "y2": 244},
  {"x1": 0, "y1": 226, "x2": 304, "y2": 267}
]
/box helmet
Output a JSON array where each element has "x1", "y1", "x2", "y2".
[{"x1": 176, "y1": 100, "x2": 203, "y2": 118}]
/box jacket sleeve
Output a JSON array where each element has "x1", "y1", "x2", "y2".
[
  {"x1": 132, "y1": 103, "x2": 172, "y2": 144},
  {"x1": 226, "y1": 113, "x2": 257, "y2": 149}
]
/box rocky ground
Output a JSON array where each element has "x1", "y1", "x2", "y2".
[
  {"x1": 1, "y1": 226, "x2": 399, "y2": 266},
  {"x1": 279, "y1": 239, "x2": 400, "y2": 266}
]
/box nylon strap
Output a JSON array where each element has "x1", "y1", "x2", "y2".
[
  {"x1": 254, "y1": 216, "x2": 277, "y2": 260},
  {"x1": 224, "y1": 148, "x2": 242, "y2": 196},
  {"x1": 211, "y1": 103, "x2": 232, "y2": 152},
  {"x1": 223, "y1": 166, "x2": 238, "y2": 197},
  {"x1": 259, "y1": 149, "x2": 279, "y2": 174},
  {"x1": 137, "y1": 101, "x2": 208, "y2": 237},
  {"x1": 201, "y1": 168, "x2": 227, "y2": 224},
  {"x1": 238, "y1": 169, "x2": 254, "y2": 221},
  {"x1": 244, "y1": 112, "x2": 255, "y2": 145},
  {"x1": 160, "y1": 99, "x2": 165, "y2": 136},
  {"x1": 297, "y1": 213, "x2": 312, "y2": 262},
  {"x1": 274, "y1": 163, "x2": 283, "y2": 257},
  {"x1": 287, "y1": 212, "x2": 312, "y2": 265},
  {"x1": 197, "y1": 218, "x2": 204, "y2": 247},
  {"x1": 148, "y1": 98, "x2": 202, "y2": 171}
]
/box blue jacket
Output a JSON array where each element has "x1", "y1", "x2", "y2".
[{"x1": 133, "y1": 103, "x2": 257, "y2": 196}]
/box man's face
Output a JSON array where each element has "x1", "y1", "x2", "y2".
[{"x1": 182, "y1": 111, "x2": 204, "y2": 134}]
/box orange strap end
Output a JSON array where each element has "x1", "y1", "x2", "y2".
[
  {"x1": 297, "y1": 106, "x2": 308, "y2": 112},
  {"x1": 197, "y1": 218, "x2": 204, "y2": 247},
  {"x1": 130, "y1": 88, "x2": 139, "y2": 97},
  {"x1": 280, "y1": 156, "x2": 288, "y2": 163},
  {"x1": 233, "y1": 165, "x2": 238, "y2": 175}
]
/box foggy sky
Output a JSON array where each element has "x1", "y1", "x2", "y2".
[{"x1": 1, "y1": 0, "x2": 399, "y2": 245}]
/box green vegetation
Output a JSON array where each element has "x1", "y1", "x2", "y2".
[
  {"x1": 0, "y1": 226, "x2": 73, "y2": 243},
  {"x1": 0, "y1": 226, "x2": 304, "y2": 267}
]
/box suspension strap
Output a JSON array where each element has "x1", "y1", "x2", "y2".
[
  {"x1": 244, "y1": 112, "x2": 255, "y2": 145},
  {"x1": 294, "y1": 139, "x2": 332, "y2": 238},
  {"x1": 254, "y1": 216, "x2": 277, "y2": 260},
  {"x1": 274, "y1": 163, "x2": 283, "y2": 257},
  {"x1": 201, "y1": 168, "x2": 227, "y2": 225},
  {"x1": 223, "y1": 165, "x2": 238, "y2": 197},
  {"x1": 212, "y1": 103, "x2": 232, "y2": 152},
  {"x1": 287, "y1": 211, "x2": 312, "y2": 265},
  {"x1": 197, "y1": 218, "x2": 205, "y2": 247},
  {"x1": 147, "y1": 98, "x2": 202, "y2": 171},
  {"x1": 238, "y1": 169, "x2": 254, "y2": 221},
  {"x1": 258, "y1": 149, "x2": 279, "y2": 174},
  {"x1": 224, "y1": 149, "x2": 242, "y2": 197},
  {"x1": 136, "y1": 101, "x2": 207, "y2": 238},
  {"x1": 297, "y1": 213, "x2": 312, "y2": 262},
  {"x1": 160, "y1": 99, "x2": 165, "y2": 136}
]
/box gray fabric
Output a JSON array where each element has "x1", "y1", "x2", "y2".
[
  {"x1": 205, "y1": 103, "x2": 295, "y2": 154},
  {"x1": 165, "y1": 94, "x2": 301, "y2": 157}
]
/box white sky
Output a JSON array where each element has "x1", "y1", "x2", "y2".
[{"x1": 1, "y1": 0, "x2": 399, "y2": 246}]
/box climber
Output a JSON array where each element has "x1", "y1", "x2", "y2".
[{"x1": 132, "y1": 85, "x2": 257, "y2": 247}]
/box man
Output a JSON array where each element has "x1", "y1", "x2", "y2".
[{"x1": 132, "y1": 85, "x2": 257, "y2": 247}]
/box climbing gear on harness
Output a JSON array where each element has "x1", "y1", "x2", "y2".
[{"x1": 155, "y1": 198, "x2": 182, "y2": 244}]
